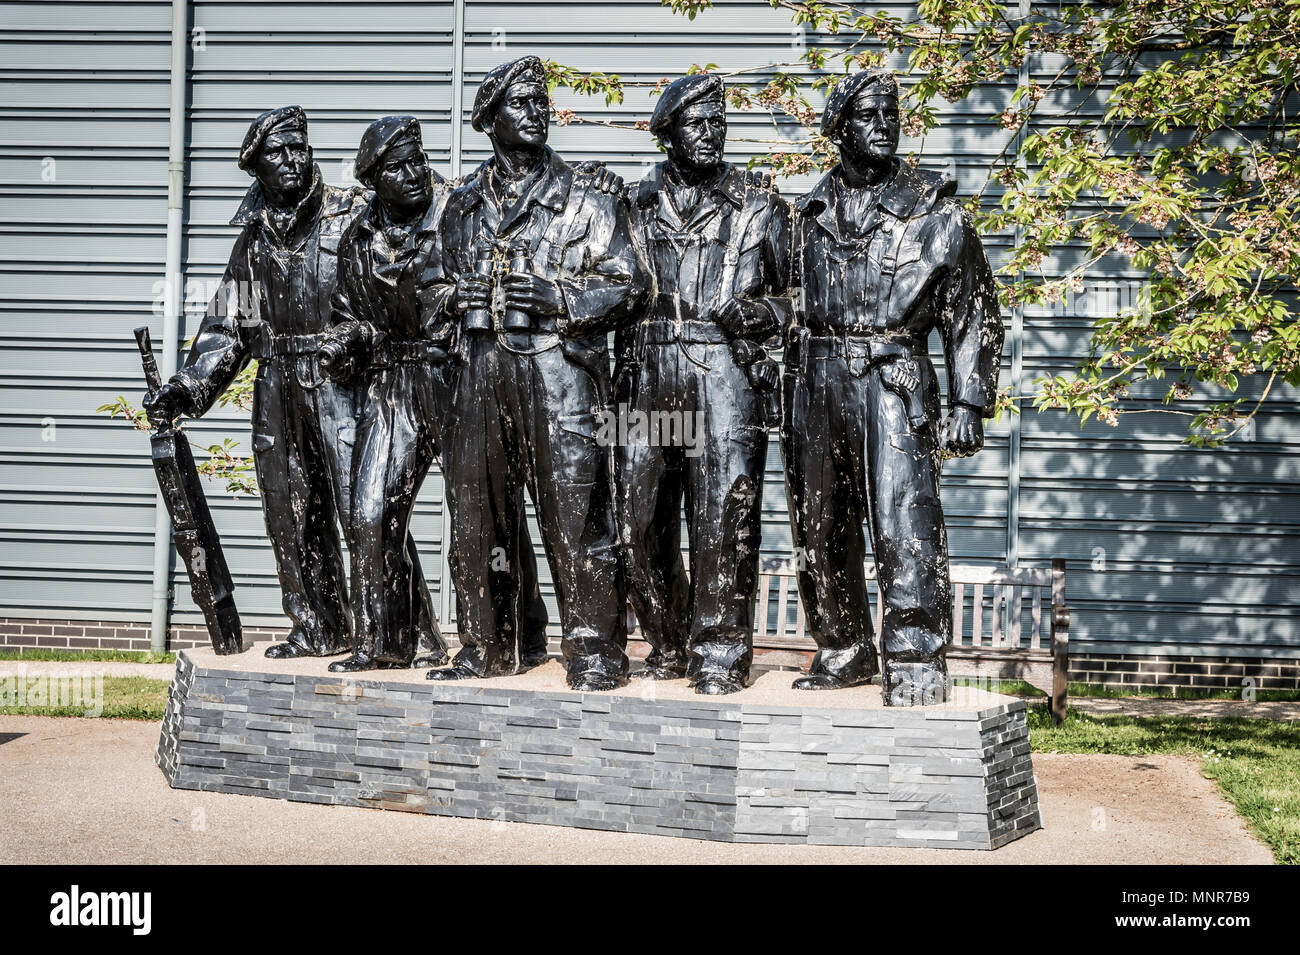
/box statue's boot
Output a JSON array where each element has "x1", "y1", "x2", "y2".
[
  {"x1": 568, "y1": 670, "x2": 627, "y2": 692},
  {"x1": 692, "y1": 672, "x2": 746, "y2": 696},
  {"x1": 630, "y1": 661, "x2": 687, "y2": 681},
  {"x1": 264, "y1": 641, "x2": 313, "y2": 660},
  {"x1": 791, "y1": 640, "x2": 878, "y2": 691},
  {"x1": 517, "y1": 631, "x2": 550, "y2": 671},
  {"x1": 426, "y1": 663, "x2": 484, "y2": 682},
  {"x1": 629, "y1": 646, "x2": 688, "y2": 681},
  {"x1": 264, "y1": 628, "x2": 340, "y2": 659},
  {"x1": 426, "y1": 650, "x2": 514, "y2": 682},
  {"x1": 327, "y1": 652, "x2": 405, "y2": 673},
  {"x1": 412, "y1": 651, "x2": 449, "y2": 669}
]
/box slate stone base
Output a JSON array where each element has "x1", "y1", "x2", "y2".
[{"x1": 157, "y1": 647, "x2": 1042, "y2": 849}]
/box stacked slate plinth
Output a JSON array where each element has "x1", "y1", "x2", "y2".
[{"x1": 157, "y1": 648, "x2": 1041, "y2": 849}]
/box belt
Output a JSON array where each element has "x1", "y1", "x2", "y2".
[
  {"x1": 370, "y1": 339, "x2": 438, "y2": 367},
  {"x1": 803, "y1": 330, "x2": 925, "y2": 363},
  {"x1": 250, "y1": 330, "x2": 330, "y2": 361},
  {"x1": 639, "y1": 318, "x2": 730, "y2": 346}
]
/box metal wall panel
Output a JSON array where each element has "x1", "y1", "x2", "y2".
[
  {"x1": 1, "y1": 0, "x2": 1296, "y2": 660},
  {"x1": 0, "y1": 0, "x2": 173, "y2": 620}
]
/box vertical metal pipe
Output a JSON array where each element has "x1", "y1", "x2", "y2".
[
  {"x1": 1005, "y1": 0, "x2": 1031, "y2": 570},
  {"x1": 149, "y1": 0, "x2": 190, "y2": 652},
  {"x1": 438, "y1": 0, "x2": 468, "y2": 627}
]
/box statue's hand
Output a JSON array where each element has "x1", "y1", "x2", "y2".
[
  {"x1": 748, "y1": 358, "x2": 779, "y2": 392},
  {"x1": 743, "y1": 168, "x2": 773, "y2": 191},
  {"x1": 715, "y1": 297, "x2": 771, "y2": 339},
  {"x1": 454, "y1": 273, "x2": 492, "y2": 314},
  {"x1": 502, "y1": 272, "x2": 564, "y2": 317},
  {"x1": 143, "y1": 379, "x2": 187, "y2": 428},
  {"x1": 941, "y1": 405, "x2": 984, "y2": 457},
  {"x1": 574, "y1": 161, "x2": 624, "y2": 196}
]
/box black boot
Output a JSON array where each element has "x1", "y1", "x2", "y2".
[
  {"x1": 630, "y1": 662, "x2": 687, "y2": 681},
  {"x1": 792, "y1": 641, "x2": 878, "y2": 691},
  {"x1": 328, "y1": 652, "x2": 403, "y2": 673},
  {"x1": 265, "y1": 640, "x2": 314, "y2": 660},
  {"x1": 518, "y1": 636, "x2": 550, "y2": 671},
  {"x1": 411, "y1": 650, "x2": 449, "y2": 669},
  {"x1": 692, "y1": 672, "x2": 746, "y2": 696},
  {"x1": 568, "y1": 670, "x2": 628, "y2": 692},
  {"x1": 426, "y1": 662, "x2": 484, "y2": 682},
  {"x1": 629, "y1": 648, "x2": 688, "y2": 681}
]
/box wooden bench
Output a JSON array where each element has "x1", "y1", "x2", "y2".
[{"x1": 745, "y1": 557, "x2": 1069, "y2": 721}]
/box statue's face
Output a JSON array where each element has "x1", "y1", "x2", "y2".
[
  {"x1": 372, "y1": 138, "x2": 431, "y2": 217},
  {"x1": 490, "y1": 80, "x2": 550, "y2": 149},
  {"x1": 838, "y1": 90, "x2": 899, "y2": 165},
  {"x1": 667, "y1": 99, "x2": 726, "y2": 172},
  {"x1": 253, "y1": 129, "x2": 312, "y2": 204}
]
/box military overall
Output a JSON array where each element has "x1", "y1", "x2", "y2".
[
  {"x1": 430, "y1": 149, "x2": 649, "y2": 681},
  {"x1": 783, "y1": 162, "x2": 1003, "y2": 702},
  {"x1": 174, "y1": 171, "x2": 369, "y2": 655},
  {"x1": 621, "y1": 162, "x2": 791, "y2": 684}
]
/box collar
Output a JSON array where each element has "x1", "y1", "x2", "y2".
[
  {"x1": 796, "y1": 159, "x2": 954, "y2": 226},
  {"x1": 798, "y1": 161, "x2": 944, "y2": 247},
  {"x1": 353, "y1": 174, "x2": 445, "y2": 239},
  {"x1": 637, "y1": 161, "x2": 744, "y2": 210},
  {"x1": 230, "y1": 163, "x2": 324, "y2": 228},
  {"x1": 461, "y1": 146, "x2": 573, "y2": 216}
]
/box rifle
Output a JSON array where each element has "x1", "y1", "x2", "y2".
[{"x1": 135, "y1": 327, "x2": 246, "y2": 654}]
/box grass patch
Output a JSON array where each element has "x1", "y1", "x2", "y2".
[
  {"x1": 953, "y1": 677, "x2": 1045, "y2": 697},
  {"x1": 1028, "y1": 707, "x2": 1300, "y2": 865},
  {"x1": 0, "y1": 648, "x2": 175, "y2": 665},
  {"x1": 0, "y1": 676, "x2": 170, "y2": 720},
  {"x1": 952, "y1": 676, "x2": 1300, "y2": 703}
]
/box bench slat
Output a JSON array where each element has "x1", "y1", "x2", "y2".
[
  {"x1": 756, "y1": 573, "x2": 770, "y2": 639},
  {"x1": 972, "y1": 583, "x2": 984, "y2": 647},
  {"x1": 1031, "y1": 586, "x2": 1042, "y2": 650},
  {"x1": 775, "y1": 574, "x2": 789, "y2": 640},
  {"x1": 952, "y1": 582, "x2": 965, "y2": 647},
  {"x1": 991, "y1": 585, "x2": 1003, "y2": 646},
  {"x1": 1009, "y1": 584, "x2": 1022, "y2": 649},
  {"x1": 793, "y1": 585, "x2": 805, "y2": 640}
]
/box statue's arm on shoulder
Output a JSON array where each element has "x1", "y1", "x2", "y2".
[
  {"x1": 757, "y1": 193, "x2": 795, "y2": 344},
  {"x1": 556, "y1": 190, "x2": 650, "y2": 338}
]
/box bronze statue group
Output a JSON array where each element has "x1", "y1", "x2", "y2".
[{"x1": 144, "y1": 56, "x2": 1003, "y2": 707}]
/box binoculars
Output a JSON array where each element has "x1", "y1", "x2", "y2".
[{"x1": 464, "y1": 243, "x2": 534, "y2": 332}]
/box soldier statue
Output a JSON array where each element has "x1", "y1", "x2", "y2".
[
  {"x1": 142, "y1": 106, "x2": 440, "y2": 662},
  {"x1": 318, "y1": 116, "x2": 632, "y2": 671},
  {"x1": 310, "y1": 115, "x2": 460, "y2": 671},
  {"x1": 783, "y1": 70, "x2": 1004, "y2": 704},
  {"x1": 619, "y1": 73, "x2": 791, "y2": 695},
  {"x1": 421, "y1": 55, "x2": 650, "y2": 690}
]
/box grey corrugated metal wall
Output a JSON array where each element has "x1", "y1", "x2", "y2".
[{"x1": 2, "y1": 0, "x2": 1297, "y2": 659}]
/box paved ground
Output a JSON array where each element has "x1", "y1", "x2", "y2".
[{"x1": 0, "y1": 715, "x2": 1272, "y2": 864}]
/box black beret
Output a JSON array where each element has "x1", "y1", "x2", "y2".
[
  {"x1": 355, "y1": 115, "x2": 422, "y2": 184},
  {"x1": 472, "y1": 55, "x2": 547, "y2": 133},
  {"x1": 238, "y1": 105, "x2": 308, "y2": 172},
  {"x1": 649, "y1": 73, "x2": 725, "y2": 138},
  {"x1": 821, "y1": 69, "x2": 899, "y2": 138}
]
